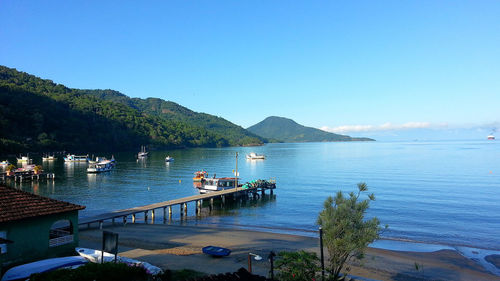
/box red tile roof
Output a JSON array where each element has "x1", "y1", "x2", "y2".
[{"x1": 0, "y1": 185, "x2": 85, "y2": 223}]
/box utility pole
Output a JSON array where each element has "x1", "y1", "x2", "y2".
[{"x1": 235, "y1": 152, "x2": 238, "y2": 189}]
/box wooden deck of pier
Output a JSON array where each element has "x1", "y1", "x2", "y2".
[
  {"x1": 0, "y1": 171, "x2": 55, "y2": 182},
  {"x1": 79, "y1": 183, "x2": 275, "y2": 229}
]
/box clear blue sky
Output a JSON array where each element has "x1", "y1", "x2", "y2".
[{"x1": 1, "y1": 1, "x2": 499, "y2": 140}]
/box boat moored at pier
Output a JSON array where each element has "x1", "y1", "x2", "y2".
[
  {"x1": 197, "y1": 177, "x2": 239, "y2": 194},
  {"x1": 193, "y1": 170, "x2": 208, "y2": 182}
]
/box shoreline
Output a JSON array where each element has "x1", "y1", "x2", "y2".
[
  {"x1": 78, "y1": 223, "x2": 500, "y2": 281},
  {"x1": 150, "y1": 219, "x2": 500, "y2": 252}
]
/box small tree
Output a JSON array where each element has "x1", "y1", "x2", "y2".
[
  {"x1": 6, "y1": 164, "x2": 16, "y2": 175},
  {"x1": 317, "y1": 182, "x2": 383, "y2": 281},
  {"x1": 275, "y1": 250, "x2": 320, "y2": 281},
  {"x1": 33, "y1": 165, "x2": 43, "y2": 174}
]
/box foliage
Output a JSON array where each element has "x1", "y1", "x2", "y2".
[
  {"x1": 247, "y1": 116, "x2": 374, "y2": 143},
  {"x1": 33, "y1": 165, "x2": 43, "y2": 173},
  {"x1": 0, "y1": 65, "x2": 264, "y2": 153},
  {"x1": 317, "y1": 182, "x2": 383, "y2": 281},
  {"x1": 6, "y1": 164, "x2": 15, "y2": 171},
  {"x1": 275, "y1": 250, "x2": 320, "y2": 281},
  {"x1": 167, "y1": 269, "x2": 206, "y2": 280}
]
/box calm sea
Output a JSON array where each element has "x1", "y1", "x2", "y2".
[{"x1": 5, "y1": 141, "x2": 500, "y2": 250}]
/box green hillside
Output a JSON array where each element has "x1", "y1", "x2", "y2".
[
  {"x1": 81, "y1": 91, "x2": 263, "y2": 146},
  {"x1": 0, "y1": 66, "x2": 263, "y2": 153},
  {"x1": 247, "y1": 116, "x2": 374, "y2": 142}
]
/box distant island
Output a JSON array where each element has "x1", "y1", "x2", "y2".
[
  {"x1": 247, "y1": 116, "x2": 374, "y2": 143},
  {"x1": 0, "y1": 66, "x2": 264, "y2": 153}
]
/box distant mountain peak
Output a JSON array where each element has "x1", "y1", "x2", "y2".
[{"x1": 247, "y1": 116, "x2": 374, "y2": 143}]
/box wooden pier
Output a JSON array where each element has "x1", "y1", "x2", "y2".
[
  {"x1": 0, "y1": 171, "x2": 55, "y2": 182},
  {"x1": 79, "y1": 182, "x2": 275, "y2": 229}
]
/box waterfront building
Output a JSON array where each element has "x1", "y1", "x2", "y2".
[{"x1": 0, "y1": 185, "x2": 85, "y2": 272}]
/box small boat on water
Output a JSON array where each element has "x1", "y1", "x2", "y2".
[
  {"x1": 0, "y1": 160, "x2": 9, "y2": 166},
  {"x1": 0, "y1": 256, "x2": 88, "y2": 281},
  {"x1": 88, "y1": 156, "x2": 115, "y2": 164},
  {"x1": 64, "y1": 154, "x2": 89, "y2": 162},
  {"x1": 246, "y1": 152, "x2": 265, "y2": 160},
  {"x1": 75, "y1": 247, "x2": 162, "y2": 275},
  {"x1": 202, "y1": 246, "x2": 231, "y2": 257},
  {"x1": 16, "y1": 155, "x2": 32, "y2": 164},
  {"x1": 138, "y1": 145, "x2": 148, "y2": 158},
  {"x1": 165, "y1": 156, "x2": 174, "y2": 162},
  {"x1": 86, "y1": 159, "x2": 115, "y2": 173},
  {"x1": 42, "y1": 155, "x2": 57, "y2": 161},
  {"x1": 193, "y1": 170, "x2": 208, "y2": 182},
  {"x1": 487, "y1": 134, "x2": 495, "y2": 140}
]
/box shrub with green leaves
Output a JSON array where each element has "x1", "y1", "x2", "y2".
[{"x1": 275, "y1": 250, "x2": 320, "y2": 281}]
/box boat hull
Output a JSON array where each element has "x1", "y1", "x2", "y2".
[
  {"x1": 202, "y1": 246, "x2": 231, "y2": 257},
  {"x1": 0, "y1": 256, "x2": 88, "y2": 281},
  {"x1": 75, "y1": 247, "x2": 162, "y2": 275}
]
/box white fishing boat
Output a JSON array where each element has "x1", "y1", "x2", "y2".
[
  {"x1": 16, "y1": 155, "x2": 32, "y2": 163},
  {"x1": 64, "y1": 154, "x2": 89, "y2": 162},
  {"x1": 75, "y1": 247, "x2": 162, "y2": 275},
  {"x1": 86, "y1": 159, "x2": 115, "y2": 173},
  {"x1": 88, "y1": 156, "x2": 115, "y2": 164},
  {"x1": 165, "y1": 156, "x2": 174, "y2": 162},
  {"x1": 487, "y1": 134, "x2": 495, "y2": 140},
  {"x1": 42, "y1": 155, "x2": 57, "y2": 161},
  {"x1": 246, "y1": 152, "x2": 265, "y2": 160},
  {"x1": 197, "y1": 176, "x2": 239, "y2": 194},
  {"x1": 0, "y1": 256, "x2": 88, "y2": 281},
  {"x1": 138, "y1": 145, "x2": 148, "y2": 158}
]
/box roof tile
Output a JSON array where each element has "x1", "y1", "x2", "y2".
[{"x1": 0, "y1": 185, "x2": 85, "y2": 223}]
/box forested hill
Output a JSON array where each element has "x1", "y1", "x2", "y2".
[
  {"x1": 81, "y1": 90, "x2": 260, "y2": 146},
  {"x1": 0, "y1": 66, "x2": 263, "y2": 153},
  {"x1": 247, "y1": 116, "x2": 375, "y2": 143}
]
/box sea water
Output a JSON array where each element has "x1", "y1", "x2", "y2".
[{"x1": 6, "y1": 140, "x2": 500, "y2": 251}]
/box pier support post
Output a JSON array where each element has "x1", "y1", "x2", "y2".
[
  {"x1": 180, "y1": 204, "x2": 183, "y2": 217},
  {"x1": 183, "y1": 203, "x2": 187, "y2": 216},
  {"x1": 222, "y1": 195, "x2": 225, "y2": 205},
  {"x1": 210, "y1": 198, "x2": 214, "y2": 209},
  {"x1": 270, "y1": 188, "x2": 273, "y2": 195},
  {"x1": 168, "y1": 206, "x2": 172, "y2": 220},
  {"x1": 151, "y1": 209, "x2": 155, "y2": 223},
  {"x1": 261, "y1": 189, "x2": 265, "y2": 196},
  {"x1": 112, "y1": 217, "x2": 115, "y2": 225},
  {"x1": 196, "y1": 200, "x2": 201, "y2": 215},
  {"x1": 163, "y1": 207, "x2": 167, "y2": 223},
  {"x1": 132, "y1": 214, "x2": 136, "y2": 223},
  {"x1": 123, "y1": 216, "x2": 127, "y2": 226},
  {"x1": 144, "y1": 211, "x2": 148, "y2": 224},
  {"x1": 99, "y1": 221, "x2": 103, "y2": 230}
]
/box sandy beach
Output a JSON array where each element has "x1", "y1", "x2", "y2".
[{"x1": 78, "y1": 224, "x2": 500, "y2": 281}]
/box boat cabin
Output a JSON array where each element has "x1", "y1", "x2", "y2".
[
  {"x1": 64, "y1": 154, "x2": 89, "y2": 162},
  {"x1": 198, "y1": 177, "x2": 239, "y2": 193}
]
